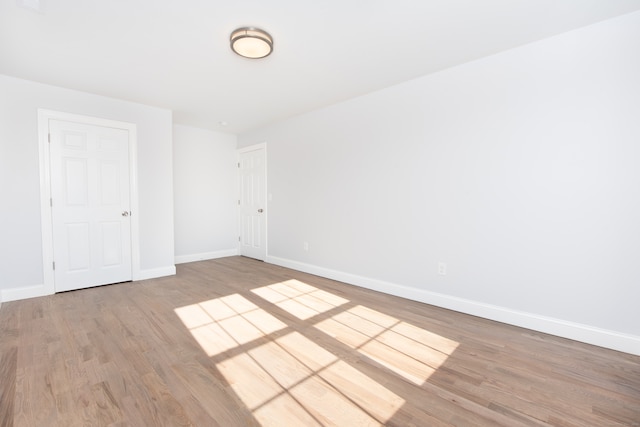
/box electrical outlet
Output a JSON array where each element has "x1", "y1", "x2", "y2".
[
  {"x1": 438, "y1": 262, "x2": 447, "y2": 276},
  {"x1": 303, "y1": 242, "x2": 309, "y2": 251}
]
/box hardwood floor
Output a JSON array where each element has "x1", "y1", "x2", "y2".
[{"x1": 1, "y1": 256, "x2": 639, "y2": 426}]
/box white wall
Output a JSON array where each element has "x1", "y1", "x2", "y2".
[
  {"x1": 173, "y1": 125, "x2": 238, "y2": 263},
  {"x1": 239, "y1": 12, "x2": 640, "y2": 354},
  {"x1": 0, "y1": 75, "x2": 175, "y2": 300}
]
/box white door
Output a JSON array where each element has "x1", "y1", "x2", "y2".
[
  {"x1": 49, "y1": 119, "x2": 132, "y2": 292},
  {"x1": 239, "y1": 146, "x2": 266, "y2": 260}
]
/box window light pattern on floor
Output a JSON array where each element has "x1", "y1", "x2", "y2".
[
  {"x1": 251, "y1": 279, "x2": 349, "y2": 320},
  {"x1": 174, "y1": 279, "x2": 458, "y2": 426}
]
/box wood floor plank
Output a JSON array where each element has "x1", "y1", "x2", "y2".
[
  {"x1": 1, "y1": 256, "x2": 639, "y2": 426},
  {"x1": 0, "y1": 346, "x2": 17, "y2": 427}
]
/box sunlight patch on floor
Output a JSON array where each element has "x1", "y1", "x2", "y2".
[
  {"x1": 174, "y1": 293, "x2": 287, "y2": 357},
  {"x1": 216, "y1": 331, "x2": 401, "y2": 426},
  {"x1": 251, "y1": 279, "x2": 349, "y2": 320},
  {"x1": 314, "y1": 305, "x2": 459, "y2": 385},
  {"x1": 174, "y1": 279, "x2": 460, "y2": 425}
]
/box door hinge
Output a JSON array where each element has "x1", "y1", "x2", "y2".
[
  {"x1": 52, "y1": 261, "x2": 56, "y2": 270},
  {"x1": 237, "y1": 162, "x2": 240, "y2": 168},
  {"x1": 238, "y1": 199, "x2": 240, "y2": 205},
  {"x1": 48, "y1": 133, "x2": 51, "y2": 143},
  {"x1": 238, "y1": 236, "x2": 241, "y2": 242}
]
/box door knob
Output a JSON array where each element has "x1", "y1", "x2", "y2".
[
  {"x1": 258, "y1": 209, "x2": 264, "y2": 213},
  {"x1": 122, "y1": 211, "x2": 129, "y2": 217}
]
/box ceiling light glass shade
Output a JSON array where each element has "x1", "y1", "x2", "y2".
[{"x1": 230, "y1": 27, "x2": 273, "y2": 59}]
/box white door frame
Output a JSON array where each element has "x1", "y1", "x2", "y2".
[
  {"x1": 38, "y1": 109, "x2": 141, "y2": 295},
  {"x1": 237, "y1": 142, "x2": 267, "y2": 259}
]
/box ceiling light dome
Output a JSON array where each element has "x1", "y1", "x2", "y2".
[{"x1": 230, "y1": 27, "x2": 273, "y2": 59}]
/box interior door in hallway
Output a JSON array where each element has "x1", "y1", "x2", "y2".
[
  {"x1": 239, "y1": 146, "x2": 266, "y2": 261},
  {"x1": 49, "y1": 119, "x2": 132, "y2": 292}
]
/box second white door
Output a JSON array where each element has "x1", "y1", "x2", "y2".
[
  {"x1": 239, "y1": 146, "x2": 266, "y2": 260},
  {"x1": 49, "y1": 119, "x2": 132, "y2": 292}
]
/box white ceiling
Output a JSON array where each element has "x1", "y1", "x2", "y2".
[{"x1": 2, "y1": 0, "x2": 640, "y2": 134}]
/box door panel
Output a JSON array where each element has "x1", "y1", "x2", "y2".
[
  {"x1": 99, "y1": 160, "x2": 121, "y2": 205},
  {"x1": 101, "y1": 221, "x2": 123, "y2": 266},
  {"x1": 50, "y1": 119, "x2": 132, "y2": 292},
  {"x1": 66, "y1": 223, "x2": 90, "y2": 271},
  {"x1": 64, "y1": 158, "x2": 89, "y2": 205},
  {"x1": 239, "y1": 147, "x2": 266, "y2": 260}
]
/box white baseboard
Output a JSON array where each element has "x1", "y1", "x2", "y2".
[
  {"x1": 2, "y1": 265, "x2": 177, "y2": 303},
  {"x1": 135, "y1": 265, "x2": 177, "y2": 281},
  {"x1": 1, "y1": 283, "x2": 49, "y2": 302},
  {"x1": 175, "y1": 249, "x2": 239, "y2": 265},
  {"x1": 266, "y1": 256, "x2": 640, "y2": 356}
]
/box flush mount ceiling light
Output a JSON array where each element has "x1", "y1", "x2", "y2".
[{"x1": 230, "y1": 27, "x2": 273, "y2": 59}]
